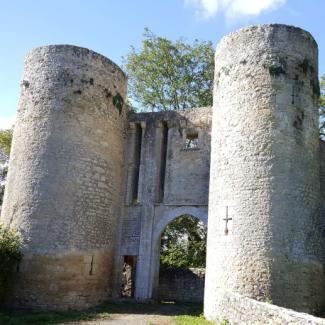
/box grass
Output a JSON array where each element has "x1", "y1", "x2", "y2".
[
  {"x1": 0, "y1": 302, "x2": 213, "y2": 325},
  {"x1": 173, "y1": 314, "x2": 214, "y2": 324},
  {"x1": 0, "y1": 310, "x2": 111, "y2": 324}
]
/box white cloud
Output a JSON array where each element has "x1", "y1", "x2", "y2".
[
  {"x1": 0, "y1": 115, "x2": 16, "y2": 130},
  {"x1": 186, "y1": 0, "x2": 286, "y2": 19}
]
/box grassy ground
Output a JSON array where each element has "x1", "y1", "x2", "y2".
[
  {"x1": 0, "y1": 309, "x2": 111, "y2": 324},
  {"x1": 0, "y1": 301, "x2": 215, "y2": 325},
  {"x1": 173, "y1": 314, "x2": 215, "y2": 325}
]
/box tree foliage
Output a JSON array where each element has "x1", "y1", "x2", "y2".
[
  {"x1": 125, "y1": 28, "x2": 214, "y2": 112},
  {"x1": 0, "y1": 129, "x2": 13, "y2": 160},
  {"x1": 0, "y1": 167, "x2": 8, "y2": 206},
  {"x1": 0, "y1": 129, "x2": 13, "y2": 205},
  {"x1": 0, "y1": 223, "x2": 22, "y2": 300},
  {"x1": 320, "y1": 75, "x2": 325, "y2": 138},
  {"x1": 160, "y1": 215, "x2": 206, "y2": 268}
]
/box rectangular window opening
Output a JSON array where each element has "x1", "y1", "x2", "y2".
[{"x1": 185, "y1": 132, "x2": 199, "y2": 149}]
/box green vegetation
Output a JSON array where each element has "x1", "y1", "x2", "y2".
[
  {"x1": 313, "y1": 80, "x2": 321, "y2": 98},
  {"x1": 0, "y1": 310, "x2": 111, "y2": 325},
  {"x1": 298, "y1": 58, "x2": 315, "y2": 75},
  {"x1": 319, "y1": 75, "x2": 325, "y2": 138},
  {"x1": 173, "y1": 314, "x2": 214, "y2": 325},
  {"x1": 264, "y1": 297, "x2": 273, "y2": 304},
  {"x1": 0, "y1": 129, "x2": 12, "y2": 158},
  {"x1": 267, "y1": 64, "x2": 285, "y2": 77},
  {"x1": 125, "y1": 28, "x2": 214, "y2": 112},
  {"x1": 0, "y1": 170, "x2": 7, "y2": 205},
  {"x1": 0, "y1": 224, "x2": 22, "y2": 301},
  {"x1": 218, "y1": 320, "x2": 230, "y2": 325},
  {"x1": 0, "y1": 302, "x2": 213, "y2": 325},
  {"x1": 113, "y1": 92, "x2": 124, "y2": 113},
  {"x1": 299, "y1": 58, "x2": 310, "y2": 74},
  {"x1": 0, "y1": 128, "x2": 13, "y2": 205},
  {"x1": 160, "y1": 215, "x2": 206, "y2": 268}
]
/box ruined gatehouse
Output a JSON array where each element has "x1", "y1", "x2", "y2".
[{"x1": 1, "y1": 24, "x2": 325, "y2": 324}]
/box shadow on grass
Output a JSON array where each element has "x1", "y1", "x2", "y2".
[
  {"x1": 0, "y1": 309, "x2": 111, "y2": 325},
  {"x1": 0, "y1": 301, "x2": 203, "y2": 325}
]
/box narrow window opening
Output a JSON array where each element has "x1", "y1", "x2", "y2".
[
  {"x1": 132, "y1": 123, "x2": 142, "y2": 203},
  {"x1": 158, "y1": 122, "x2": 168, "y2": 202},
  {"x1": 185, "y1": 131, "x2": 199, "y2": 149},
  {"x1": 121, "y1": 256, "x2": 137, "y2": 298}
]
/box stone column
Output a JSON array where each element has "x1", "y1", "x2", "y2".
[
  {"x1": 134, "y1": 120, "x2": 163, "y2": 301},
  {"x1": 204, "y1": 24, "x2": 323, "y2": 318},
  {"x1": 125, "y1": 122, "x2": 137, "y2": 205}
]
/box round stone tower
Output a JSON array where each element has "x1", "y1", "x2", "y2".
[
  {"x1": 0, "y1": 45, "x2": 127, "y2": 310},
  {"x1": 204, "y1": 24, "x2": 323, "y2": 317}
]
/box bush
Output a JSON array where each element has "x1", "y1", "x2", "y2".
[{"x1": 0, "y1": 223, "x2": 22, "y2": 301}]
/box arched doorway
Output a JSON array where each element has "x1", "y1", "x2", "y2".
[
  {"x1": 143, "y1": 207, "x2": 208, "y2": 301},
  {"x1": 158, "y1": 214, "x2": 207, "y2": 302}
]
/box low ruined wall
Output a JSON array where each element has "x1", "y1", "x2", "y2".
[
  {"x1": 158, "y1": 268, "x2": 204, "y2": 303},
  {"x1": 206, "y1": 291, "x2": 325, "y2": 325}
]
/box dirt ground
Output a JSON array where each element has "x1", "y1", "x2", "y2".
[
  {"x1": 0, "y1": 301, "x2": 203, "y2": 325},
  {"x1": 75, "y1": 313, "x2": 172, "y2": 325},
  {"x1": 74, "y1": 302, "x2": 199, "y2": 324}
]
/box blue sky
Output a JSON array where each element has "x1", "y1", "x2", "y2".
[{"x1": 0, "y1": 0, "x2": 324, "y2": 128}]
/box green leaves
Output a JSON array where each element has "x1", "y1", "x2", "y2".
[
  {"x1": 125, "y1": 28, "x2": 214, "y2": 112},
  {"x1": 0, "y1": 224, "x2": 22, "y2": 266},
  {"x1": 319, "y1": 75, "x2": 325, "y2": 138},
  {"x1": 0, "y1": 128, "x2": 12, "y2": 205},
  {"x1": 0, "y1": 166, "x2": 8, "y2": 205},
  {"x1": 0, "y1": 223, "x2": 22, "y2": 300},
  {"x1": 0, "y1": 129, "x2": 13, "y2": 161},
  {"x1": 160, "y1": 215, "x2": 206, "y2": 268},
  {"x1": 113, "y1": 93, "x2": 124, "y2": 114},
  {"x1": 320, "y1": 75, "x2": 325, "y2": 106}
]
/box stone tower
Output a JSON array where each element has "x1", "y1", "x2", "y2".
[
  {"x1": 204, "y1": 24, "x2": 324, "y2": 318},
  {"x1": 0, "y1": 45, "x2": 127, "y2": 309}
]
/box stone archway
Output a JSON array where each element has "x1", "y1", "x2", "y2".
[
  {"x1": 154, "y1": 207, "x2": 208, "y2": 240},
  {"x1": 148, "y1": 206, "x2": 208, "y2": 300}
]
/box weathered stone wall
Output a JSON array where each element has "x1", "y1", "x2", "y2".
[
  {"x1": 0, "y1": 45, "x2": 127, "y2": 310},
  {"x1": 163, "y1": 108, "x2": 211, "y2": 205},
  {"x1": 118, "y1": 108, "x2": 211, "y2": 300},
  {"x1": 1, "y1": 23, "x2": 324, "y2": 317},
  {"x1": 205, "y1": 24, "x2": 323, "y2": 319},
  {"x1": 209, "y1": 291, "x2": 325, "y2": 325},
  {"x1": 319, "y1": 141, "x2": 325, "y2": 235},
  {"x1": 158, "y1": 268, "x2": 205, "y2": 303},
  {"x1": 121, "y1": 108, "x2": 211, "y2": 255}
]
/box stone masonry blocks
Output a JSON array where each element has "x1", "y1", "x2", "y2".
[
  {"x1": 1, "y1": 24, "x2": 324, "y2": 321},
  {"x1": 0, "y1": 45, "x2": 127, "y2": 310},
  {"x1": 204, "y1": 24, "x2": 324, "y2": 319}
]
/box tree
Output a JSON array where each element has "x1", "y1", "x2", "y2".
[
  {"x1": 160, "y1": 215, "x2": 206, "y2": 268},
  {"x1": 0, "y1": 129, "x2": 13, "y2": 158},
  {"x1": 320, "y1": 75, "x2": 325, "y2": 138},
  {"x1": 0, "y1": 129, "x2": 13, "y2": 205},
  {"x1": 0, "y1": 223, "x2": 22, "y2": 301},
  {"x1": 125, "y1": 28, "x2": 214, "y2": 112}
]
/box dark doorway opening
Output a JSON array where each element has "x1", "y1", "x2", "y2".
[{"x1": 121, "y1": 255, "x2": 137, "y2": 298}]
